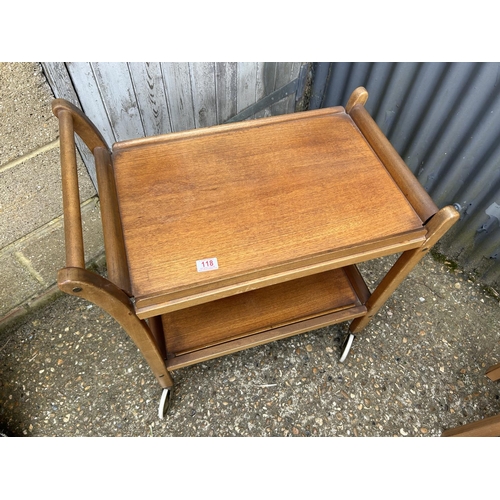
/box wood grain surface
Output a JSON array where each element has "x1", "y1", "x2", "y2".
[
  {"x1": 162, "y1": 268, "x2": 360, "y2": 355},
  {"x1": 112, "y1": 108, "x2": 426, "y2": 312}
]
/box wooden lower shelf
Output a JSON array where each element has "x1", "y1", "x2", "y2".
[{"x1": 163, "y1": 265, "x2": 370, "y2": 370}]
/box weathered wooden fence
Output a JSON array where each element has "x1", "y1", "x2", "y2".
[
  {"x1": 42, "y1": 62, "x2": 309, "y2": 186},
  {"x1": 42, "y1": 61, "x2": 500, "y2": 289}
]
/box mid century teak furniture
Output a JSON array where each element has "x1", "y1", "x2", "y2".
[{"x1": 52, "y1": 87, "x2": 459, "y2": 418}]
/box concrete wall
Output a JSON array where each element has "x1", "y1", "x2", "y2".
[{"x1": 0, "y1": 62, "x2": 104, "y2": 330}]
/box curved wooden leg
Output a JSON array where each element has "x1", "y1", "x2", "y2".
[{"x1": 58, "y1": 267, "x2": 174, "y2": 389}]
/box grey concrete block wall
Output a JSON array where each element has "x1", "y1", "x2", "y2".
[{"x1": 0, "y1": 62, "x2": 104, "y2": 329}]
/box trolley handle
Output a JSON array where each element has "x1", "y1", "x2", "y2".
[
  {"x1": 345, "y1": 87, "x2": 439, "y2": 224},
  {"x1": 52, "y1": 99, "x2": 108, "y2": 269}
]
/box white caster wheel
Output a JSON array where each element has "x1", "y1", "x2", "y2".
[
  {"x1": 158, "y1": 388, "x2": 172, "y2": 419},
  {"x1": 339, "y1": 333, "x2": 355, "y2": 363}
]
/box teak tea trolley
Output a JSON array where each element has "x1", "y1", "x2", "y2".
[{"x1": 52, "y1": 87, "x2": 459, "y2": 418}]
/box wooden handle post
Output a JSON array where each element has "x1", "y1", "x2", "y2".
[
  {"x1": 53, "y1": 99, "x2": 110, "y2": 270},
  {"x1": 59, "y1": 109, "x2": 85, "y2": 268},
  {"x1": 346, "y1": 87, "x2": 439, "y2": 224}
]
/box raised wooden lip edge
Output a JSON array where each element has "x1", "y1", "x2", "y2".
[
  {"x1": 166, "y1": 304, "x2": 368, "y2": 371},
  {"x1": 109, "y1": 91, "x2": 431, "y2": 317},
  {"x1": 163, "y1": 264, "x2": 369, "y2": 357},
  {"x1": 346, "y1": 91, "x2": 438, "y2": 224},
  {"x1": 134, "y1": 229, "x2": 426, "y2": 307},
  {"x1": 112, "y1": 106, "x2": 345, "y2": 152},
  {"x1": 170, "y1": 301, "x2": 359, "y2": 358},
  {"x1": 135, "y1": 231, "x2": 426, "y2": 319}
]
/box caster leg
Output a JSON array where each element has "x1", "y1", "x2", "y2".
[
  {"x1": 339, "y1": 333, "x2": 355, "y2": 363},
  {"x1": 158, "y1": 388, "x2": 172, "y2": 419}
]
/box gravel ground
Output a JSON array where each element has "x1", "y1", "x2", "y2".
[{"x1": 1, "y1": 253, "x2": 500, "y2": 438}]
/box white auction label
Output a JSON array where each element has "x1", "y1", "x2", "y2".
[{"x1": 196, "y1": 257, "x2": 219, "y2": 272}]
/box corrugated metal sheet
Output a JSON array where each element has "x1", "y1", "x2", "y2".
[{"x1": 310, "y1": 62, "x2": 500, "y2": 288}]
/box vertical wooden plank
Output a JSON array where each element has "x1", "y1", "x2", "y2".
[
  {"x1": 272, "y1": 62, "x2": 301, "y2": 116},
  {"x1": 254, "y1": 62, "x2": 274, "y2": 119},
  {"x1": 215, "y1": 62, "x2": 237, "y2": 123},
  {"x1": 237, "y1": 62, "x2": 258, "y2": 115},
  {"x1": 42, "y1": 62, "x2": 98, "y2": 188},
  {"x1": 42, "y1": 62, "x2": 82, "y2": 104},
  {"x1": 128, "y1": 62, "x2": 172, "y2": 136},
  {"x1": 161, "y1": 62, "x2": 196, "y2": 132},
  {"x1": 189, "y1": 62, "x2": 217, "y2": 128},
  {"x1": 90, "y1": 62, "x2": 144, "y2": 142},
  {"x1": 66, "y1": 62, "x2": 116, "y2": 148},
  {"x1": 289, "y1": 62, "x2": 302, "y2": 112}
]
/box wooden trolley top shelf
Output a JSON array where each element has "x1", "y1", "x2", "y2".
[{"x1": 111, "y1": 106, "x2": 427, "y2": 318}]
